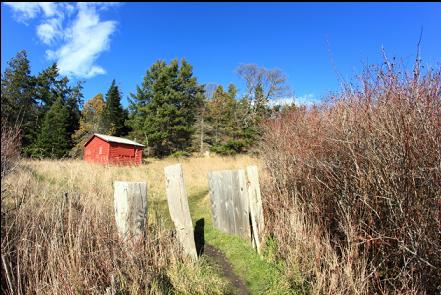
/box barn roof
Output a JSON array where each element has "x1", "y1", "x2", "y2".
[{"x1": 85, "y1": 133, "x2": 145, "y2": 147}]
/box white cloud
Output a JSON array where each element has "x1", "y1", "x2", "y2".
[
  {"x1": 3, "y1": 2, "x2": 57, "y2": 23},
  {"x1": 38, "y1": 2, "x2": 57, "y2": 17},
  {"x1": 48, "y1": 4, "x2": 117, "y2": 78},
  {"x1": 294, "y1": 93, "x2": 321, "y2": 106},
  {"x1": 4, "y1": 2, "x2": 118, "y2": 79},
  {"x1": 270, "y1": 94, "x2": 321, "y2": 107},
  {"x1": 269, "y1": 97, "x2": 295, "y2": 106},
  {"x1": 37, "y1": 17, "x2": 62, "y2": 45}
]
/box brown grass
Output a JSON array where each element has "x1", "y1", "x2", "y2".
[
  {"x1": 260, "y1": 60, "x2": 441, "y2": 294},
  {"x1": 1, "y1": 155, "x2": 258, "y2": 294}
]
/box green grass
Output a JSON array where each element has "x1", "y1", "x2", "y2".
[{"x1": 188, "y1": 189, "x2": 303, "y2": 295}]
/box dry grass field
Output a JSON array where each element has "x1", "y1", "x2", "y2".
[
  {"x1": 18, "y1": 155, "x2": 260, "y2": 222},
  {"x1": 1, "y1": 155, "x2": 264, "y2": 294}
]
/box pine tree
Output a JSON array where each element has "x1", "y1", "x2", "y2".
[
  {"x1": 193, "y1": 93, "x2": 210, "y2": 154},
  {"x1": 128, "y1": 59, "x2": 204, "y2": 157},
  {"x1": 209, "y1": 86, "x2": 226, "y2": 144},
  {"x1": 1, "y1": 50, "x2": 37, "y2": 148},
  {"x1": 236, "y1": 96, "x2": 257, "y2": 149},
  {"x1": 65, "y1": 81, "x2": 83, "y2": 139},
  {"x1": 102, "y1": 80, "x2": 127, "y2": 136},
  {"x1": 205, "y1": 83, "x2": 248, "y2": 155},
  {"x1": 35, "y1": 98, "x2": 71, "y2": 158},
  {"x1": 227, "y1": 83, "x2": 237, "y2": 100},
  {"x1": 34, "y1": 63, "x2": 59, "y2": 114},
  {"x1": 30, "y1": 64, "x2": 83, "y2": 157}
]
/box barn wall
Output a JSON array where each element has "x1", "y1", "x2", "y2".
[
  {"x1": 84, "y1": 137, "x2": 110, "y2": 164},
  {"x1": 135, "y1": 147, "x2": 142, "y2": 164},
  {"x1": 108, "y1": 143, "x2": 143, "y2": 165}
]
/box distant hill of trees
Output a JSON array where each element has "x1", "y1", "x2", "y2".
[{"x1": 1, "y1": 50, "x2": 295, "y2": 158}]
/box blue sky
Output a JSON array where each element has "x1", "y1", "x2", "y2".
[{"x1": 2, "y1": 2, "x2": 440, "y2": 107}]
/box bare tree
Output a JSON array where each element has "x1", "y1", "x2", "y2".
[
  {"x1": 236, "y1": 64, "x2": 290, "y2": 101},
  {"x1": 236, "y1": 64, "x2": 291, "y2": 124}
]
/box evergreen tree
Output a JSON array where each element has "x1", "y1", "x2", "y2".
[
  {"x1": 65, "y1": 81, "x2": 83, "y2": 138},
  {"x1": 128, "y1": 59, "x2": 204, "y2": 157},
  {"x1": 227, "y1": 83, "x2": 237, "y2": 100},
  {"x1": 34, "y1": 98, "x2": 71, "y2": 158},
  {"x1": 34, "y1": 63, "x2": 59, "y2": 114},
  {"x1": 253, "y1": 82, "x2": 268, "y2": 122},
  {"x1": 209, "y1": 86, "x2": 226, "y2": 144},
  {"x1": 236, "y1": 96, "x2": 258, "y2": 149},
  {"x1": 30, "y1": 64, "x2": 83, "y2": 157},
  {"x1": 102, "y1": 80, "x2": 127, "y2": 136},
  {"x1": 1, "y1": 50, "x2": 37, "y2": 148},
  {"x1": 205, "y1": 83, "x2": 249, "y2": 155}
]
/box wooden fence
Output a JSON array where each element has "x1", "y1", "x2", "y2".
[{"x1": 113, "y1": 164, "x2": 264, "y2": 256}]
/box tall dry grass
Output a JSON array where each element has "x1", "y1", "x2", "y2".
[
  {"x1": 1, "y1": 155, "x2": 257, "y2": 294},
  {"x1": 261, "y1": 60, "x2": 441, "y2": 294}
]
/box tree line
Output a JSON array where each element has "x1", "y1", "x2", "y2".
[{"x1": 1, "y1": 50, "x2": 293, "y2": 158}]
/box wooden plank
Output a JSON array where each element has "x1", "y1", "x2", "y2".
[
  {"x1": 113, "y1": 181, "x2": 147, "y2": 242},
  {"x1": 208, "y1": 169, "x2": 251, "y2": 240},
  {"x1": 246, "y1": 166, "x2": 265, "y2": 254},
  {"x1": 209, "y1": 170, "x2": 232, "y2": 234},
  {"x1": 224, "y1": 171, "x2": 236, "y2": 234},
  {"x1": 164, "y1": 164, "x2": 197, "y2": 260},
  {"x1": 208, "y1": 171, "x2": 221, "y2": 229},
  {"x1": 234, "y1": 169, "x2": 251, "y2": 240}
]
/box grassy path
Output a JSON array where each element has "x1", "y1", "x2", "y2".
[
  {"x1": 17, "y1": 158, "x2": 304, "y2": 294},
  {"x1": 188, "y1": 189, "x2": 301, "y2": 295}
]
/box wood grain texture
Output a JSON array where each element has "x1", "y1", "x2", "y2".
[
  {"x1": 164, "y1": 164, "x2": 197, "y2": 260},
  {"x1": 208, "y1": 169, "x2": 251, "y2": 240},
  {"x1": 113, "y1": 181, "x2": 147, "y2": 242},
  {"x1": 246, "y1": 166, "x2": 265, "y2": 254}
]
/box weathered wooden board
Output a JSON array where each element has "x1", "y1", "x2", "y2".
[
  {"x1": 164, "y1": 164, "x2": 198, "y2": 260},
  {"x1": 235, "y1": 169, "x2": 251, "y2": 239},
  {"x1": 208, "y1": 169, "x2": 251, "y2": 240},
  {"x1": 246, "y1": 165, "x2": 265, "y2": 254},
  {"x1": 113, "y1": 181, "x2": 147, "y2": 241},
  {"x1": 209, "y1": 170, "x2": 232, "y2": 233}
]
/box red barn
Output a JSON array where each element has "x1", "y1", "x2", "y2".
[{"x1": 84, "y1": 134, "x2": 144, "y2": 165}]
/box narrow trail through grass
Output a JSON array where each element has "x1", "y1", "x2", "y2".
[
  {"x1": 188, "y1": 189, "x2": 300, "y2": 295},
  {"x1": 20, "y1": 158, "x2": 304, "y2": 294}
]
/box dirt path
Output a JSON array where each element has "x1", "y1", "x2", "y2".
[{"x1": 204, "y1": 244, "x2": 250, "y2": 295}]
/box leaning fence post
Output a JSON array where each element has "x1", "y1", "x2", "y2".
[
  {"x1": 246, "y1": 165, "x2": 265, "y2": 254},
  {"x1": 113, "y1": 181, "x2": 147, "y2": 242},
  {"x1": 164, "y1": 164, "x2": 198, "y2": 260}
]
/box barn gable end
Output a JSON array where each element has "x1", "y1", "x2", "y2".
[{"x1": 84, "y1": 136, "x2": 111, "y2": 164}]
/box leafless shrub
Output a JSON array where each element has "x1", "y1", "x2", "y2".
[
  {"x1": 261, "y1": 59, "x2": 441, "y2": 294},
  {"x1": 1, "y1": 119, "x2": 21, "y2": 179}
]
